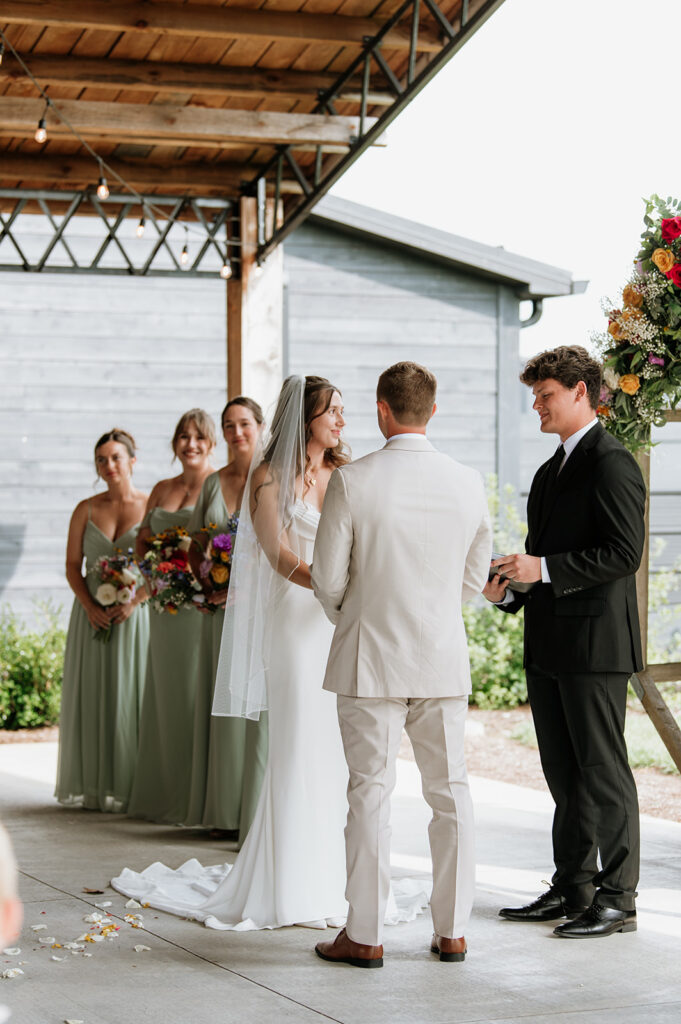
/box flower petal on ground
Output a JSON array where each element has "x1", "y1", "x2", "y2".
[
  {"x1": 125, "y1": 899, "x2": 141, "y2": 909},
  {"x1": 1, "y1": 949, "x2": 20, "y2": 956},
  {"x1": 133, "y1": 945, "x2": 151, "y2": 953},
  {"x1": 1, "y1": 968, "x2": 24, "y2": 978}
]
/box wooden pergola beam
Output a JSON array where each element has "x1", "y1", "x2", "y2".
[
  {"x1": 0, "y1": 53, "x2": 395, "y2": 106},
  {"x1": 0, "y1": 97, "x2": 373, "y2": 149},
  {"x1": 0, "y1": 0, "x2": 443, "y2": 51},
  {"x1": 0, "y1": 151, "x2": 304, "y2": 195}
]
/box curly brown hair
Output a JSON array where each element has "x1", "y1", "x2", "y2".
[{"x1": 519, "y1": 346, "x2": 602, "y2": 409}]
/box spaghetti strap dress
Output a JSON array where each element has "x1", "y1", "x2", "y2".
[
  {"x1": 56, "y1": 511, "x2": 148, "y2": 812},
  {"x1": 183, "y1": 472, "x2": 268, "y2": 840},
  {"x1": 126, "y1": 506, "x2": 202, "y2": 824}
]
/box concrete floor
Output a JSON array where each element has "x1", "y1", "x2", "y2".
[{"x1": 1, "y1": 741, "x2": 680, "y2": 1024}]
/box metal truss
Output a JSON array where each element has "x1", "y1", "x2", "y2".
[
  {"x1": 251, "y1": 0, "x2": 507, "y2": 261},
  {"x1": 0, "y1": 190, "x2": 239, "y2": 277}
]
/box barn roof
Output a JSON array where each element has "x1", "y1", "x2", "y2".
[{"x1": 310, "y1": 196, "x2": 587, "y2": 300}]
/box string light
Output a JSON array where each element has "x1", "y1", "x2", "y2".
[
  {"x1": 253, "y1": 260, "x2": 264, "y2": 278},
  {"x1": 95, "y1": 160, "x2": 110, "y2": 200},
  {"x1": 0, "y1": 28, "x2": 233, "y2": 280},
  {"x1": 34, "y1": 116, "x2": 47, "y2": 144},
  {"x1": 180, "y1": 226, "x2": 189, "y2": 268}
]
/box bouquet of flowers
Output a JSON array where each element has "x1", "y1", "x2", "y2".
[
  {"x1": 88, "y1": 550, "x2": 139, "y2": 642},
  {"x1": 594, "y1": 194, "x2": 681, "y2": 452},
  {"x1": 189, "y1": 521, "x2": 237, "y2": 613},
  {"x1": 138, "y1": 526, "x2": 204, "y2": 614}
]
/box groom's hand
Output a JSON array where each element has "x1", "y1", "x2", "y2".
[{"x1": 491, "y1": 553, "x2": 541, "y2": 584}]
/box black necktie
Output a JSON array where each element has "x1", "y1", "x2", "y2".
[{"x1": 544, "y1": 444, "x2": 565, "y2": 492}]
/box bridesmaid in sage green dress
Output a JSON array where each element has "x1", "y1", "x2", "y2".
[
  {"x1": 184, "y1": 397, "x2": 269, "y2": 843},
  {"x1": 56, "y1": 429, "x2": 149, "y2": 812},
  {"x1": 127, "y1": 409, "x2": 216, "y2": 824}
]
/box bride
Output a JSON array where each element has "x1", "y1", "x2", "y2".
[{"x1": 112, "y1": 375, "x2": 428, "y2": 930}]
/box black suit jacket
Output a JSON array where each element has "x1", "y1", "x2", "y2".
[{"x1": 502, "y1": 422, "x2": 646, "y2": 675}]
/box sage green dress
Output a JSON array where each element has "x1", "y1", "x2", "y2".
[
  {"x1": 55, "y1": 516, "x2": 149, "y2": 812},
  {"x1": 184, "y1": 472, "x2": 268, "y2": 842},
  {"x1": 126, "y1": 506, "x2": 202, "y2": 824}
]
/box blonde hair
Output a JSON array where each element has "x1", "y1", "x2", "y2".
[
  {"x1": 171, "y1": 408, "x2": 217, "y2": 454},
  {"x1": 376, "y1": 361, "x2": 437, "y2": 424},
  {"x1": 0, "y1": 822, "x2": 18, "y2": 903}
]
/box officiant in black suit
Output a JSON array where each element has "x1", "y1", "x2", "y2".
[{"x1": 484, "y1": 345, "x2": 646, "y2": 938}]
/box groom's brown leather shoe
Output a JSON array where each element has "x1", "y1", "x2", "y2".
[
  {"x1": 315, "y1": 928, "x2": 383, "y2": 968},
  {"x1": 430, "y1": 934, "x2": 467, "y2": 962}
]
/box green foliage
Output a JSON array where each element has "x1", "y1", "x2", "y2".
[
  {"x1": 0, "y1": 601, "x2": 65, "y2": 729},
  {"x1": 465, "y1": 478, "x2": 528, "y2": 709}
]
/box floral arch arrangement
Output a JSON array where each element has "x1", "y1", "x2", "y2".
[{"x1": 595, "y1": 195, "x2": 681, "y2": 453}]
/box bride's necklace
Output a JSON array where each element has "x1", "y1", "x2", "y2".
[{"x1": 304, "y1": 461, "x2": 322, "y2": 490}]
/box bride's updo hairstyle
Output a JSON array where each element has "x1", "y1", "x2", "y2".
[
  {"x1": 93, "y1": 428, "x2": 137, "y2": 467},
  {"x1": 303, "y1": 375, "x2": 350, "y2": 469},
  {"x1": 171, "y1": 408, "x2": 217, "y2": 457},
  {"x1": 377, "y1": 361, "x2": 437, "y2": 425}
]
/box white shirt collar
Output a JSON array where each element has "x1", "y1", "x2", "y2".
[
  {"x1": 561, "y1": 418, "x2": 598, "y2": 461},
  {"x1": 386, "y1": 432, "x2": 428, "y2": 442}
]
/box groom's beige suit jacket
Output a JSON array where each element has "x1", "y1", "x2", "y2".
[{"x1": 312, "y1": 436, "x2": 493, "y2": 699}]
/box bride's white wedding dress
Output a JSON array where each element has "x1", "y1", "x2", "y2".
[{"x1": 112, "y1": 501, "x2": 429, "y2": 930}]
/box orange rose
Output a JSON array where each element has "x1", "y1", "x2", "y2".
[
  {"x1": 652, "y1": 248, "x2": 675, "y2": 274},
  {"x1": 211, "y1": 566, "x2": 229, "y2": 585},
  {"x1": 621, "y1": 308, "x2": 643, "y2": 322},
  {"x1": 622, "y1": 285, "x2": 643, "y2": 308},
  {"x1": 608, "y1": 320, "x2": 624, "y2": 340},
  {"x1": 619, "y1": 374, "x2": 641, "y2": 395},
  {"x1": 597, "y1": 404, "x2": 611, "y2": 418}
]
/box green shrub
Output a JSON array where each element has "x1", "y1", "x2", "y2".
[
  {"x1": 0, "y1": 601, "x2": 66, "y2": 729},
  {"x1": 466, "y1": 478, "x2": 528, "y2": 709}
]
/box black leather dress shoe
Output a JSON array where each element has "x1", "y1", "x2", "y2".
[
  {"x1": 499, "y1": 886, "x2": 588, "y2": 922},
  {"x1": 553, "y1": 903, "x2": 636, "y2": 938}
]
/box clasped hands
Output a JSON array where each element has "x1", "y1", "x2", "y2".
[{"x1": 482, "y1": 554, "x2": 541, "y2": 603}]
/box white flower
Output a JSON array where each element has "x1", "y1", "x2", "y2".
[
  {"x1": 116, "y1": 586, "x2": 134, "y2": 604},
  {"x1": 119, "y1": 568, "x2": 136, "y2": 585},
  {"x1": 95, "y1": 583, "x2": 117, "y2": 606},
  {"x1": 177, "y1": 535, "x2": 192, "y2": 552},
  {"x1": 603, "y1": 366, "x2": 620, "y2": 390},
  {"x1": 1, "y1": 968, "x2": 23, "y2": 978}
]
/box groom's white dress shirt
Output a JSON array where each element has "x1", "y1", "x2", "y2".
[{"x1": 311, "y1": 433, "x2": 492, "y2": 945}]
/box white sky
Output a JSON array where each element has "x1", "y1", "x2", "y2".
[{"x1": 331, "y1": 0, "x2": 681, "y2": 358}]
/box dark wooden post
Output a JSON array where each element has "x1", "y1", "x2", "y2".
[{"x1": 227, "y1": 196, "x2": 257, "y2": 399}]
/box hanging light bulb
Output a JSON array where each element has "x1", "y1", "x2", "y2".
[
  {"x1": 34, "y1": 116, "x2": 47, "y2": 144},
  {"x1": 220, "y1": 258, "x2": 232, "y2": 280},
  {"x1": 181, "y1": 243, "x2": 189, "y2": 268},
  {"x1": 136, "y1": 216, "x2": 146, "y2": 238},
  {"x1": 253, "y1": 260, "x2": 264, "y2": 279},
  {"x1": 96, "y1": 174, "x2": 109, "y2": 200}
]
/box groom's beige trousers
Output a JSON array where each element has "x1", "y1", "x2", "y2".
[{"x1": 337, "y1": 693, "x2": 474, "y2": 947}]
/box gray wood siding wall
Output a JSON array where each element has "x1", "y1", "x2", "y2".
[
  {"x1": 0, "y1": 221, "x2": 228, "y2": 622},
  {"x1": 283, "y1": 221, "x2": 521, "y2": 486}
]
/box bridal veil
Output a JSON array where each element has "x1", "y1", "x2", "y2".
[{"x1": 212, "y1": 374, "x2": 306, "y2": 720}]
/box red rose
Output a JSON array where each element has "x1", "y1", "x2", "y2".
[
  {"x1": 665, "y1": 263, "x2": 681, "y2": 288},
  {"x1": 661, "y1": 217, "x2": 681, "y2": 242}
]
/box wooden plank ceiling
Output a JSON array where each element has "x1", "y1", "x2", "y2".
[{"x1": 0, "y1": 0, "x2": 494, "y2": 227}]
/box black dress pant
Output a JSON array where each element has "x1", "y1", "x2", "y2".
[{"x1": 526, "y1": 666, "x2": 640, "y2": 911}]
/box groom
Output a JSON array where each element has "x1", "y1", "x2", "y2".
[{"x1": 311, "y1": 361, "x2": 492, "y2": 968}]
